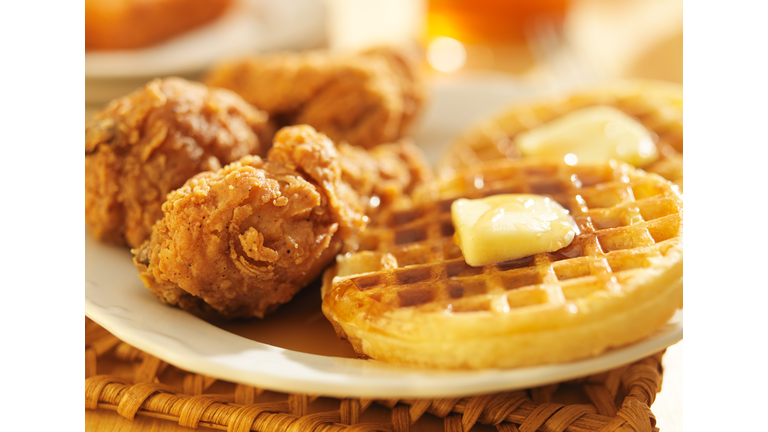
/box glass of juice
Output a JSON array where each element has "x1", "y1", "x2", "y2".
[{"x1": 425, "y1": 0, "x2": 571, "y2": 73}]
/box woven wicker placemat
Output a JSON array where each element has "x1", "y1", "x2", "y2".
[{"x1": 85, "y1": 317, "x2": 664, "y2": 432}]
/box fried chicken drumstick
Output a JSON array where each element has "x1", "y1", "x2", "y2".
[
  {"x1": 203, "y1": 47, "x2": 427, "y2": 149},
  {"x1": 85, "y1": 77, "x2": 271, "y2": 248},
  {"x1": 133, "y1": 125, "x2": 431, "y2": 319}
]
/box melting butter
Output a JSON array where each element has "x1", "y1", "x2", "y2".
[
  {"x1": 451, "y1": 194, "x2": 578, "y2": 267},
  {"x1": 513, "y1": 105, "x2": 658, "y2": 167}
]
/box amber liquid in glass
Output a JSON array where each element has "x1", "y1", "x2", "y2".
[
  {"x1": 426, "y1": 0, "x2": 570, "y2": 73},
  {"x1": 427, "y1": 0, "x2": 569, "y2": 44}
]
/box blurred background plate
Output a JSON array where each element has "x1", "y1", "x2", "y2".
[
  {"x1": 85, "y1": 0, "x2": 327, "y2": 79},
  {"x1": 85, "y1": 0, "x2": 327, "y2": 105}
]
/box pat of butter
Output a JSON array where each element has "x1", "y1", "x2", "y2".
[
  {"x1": 514, "y1": 105, "x2": 658, "y2": 167},
  {"x1": 451, "y1": 194, "x2": 578, "y2": 267}
]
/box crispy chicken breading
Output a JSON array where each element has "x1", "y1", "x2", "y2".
[
  {"x1": 358, "y1": 47, "x2": 427, "y2": 137},
  {"x1": 133, "y1": 126, "x2": 366, "y2": 318},
  {"x1": 203, "y1": 47, "x2": 427, "y2": 149},
  {"x1": 85, "y1": 77, "x2": 271, "y2": 248},
  {"x1": 133, "y1": 125, "x2": 433, "y2": 319},
  {"x1": 337, "y1": 139, "x2": 433, "y2": 218}
]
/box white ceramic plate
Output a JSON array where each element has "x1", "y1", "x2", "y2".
[
  {"x1": 84, "y1": 77, "x2": 683, "y2": 398},
  {"x1": 85, "y1": 0, "x2": 326, "y2": 79}
]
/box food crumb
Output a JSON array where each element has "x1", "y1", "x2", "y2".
[{"x1": 273, "y1": 196, "x2": 288, "y2": 206}]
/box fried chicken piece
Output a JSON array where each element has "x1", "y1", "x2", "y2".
[
  {"x1": 134, "y1": 125, "x2": 366, "y2": 318},
  {"x1": 336, "y1": 139, "x2": 433, "y2": 218},
  {"x1": 85, "y1": 77, "x2": 271, "y2": 248},
  {"x1": 203, "y1": 46, "x2": 427, "y2": 149},
  {"x1": 358, "y1": 47, "x2": 428, "y2": 137}
]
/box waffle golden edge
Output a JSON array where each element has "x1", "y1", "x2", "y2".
[
  {"x1": 438, "y1": 79, "x2": 683, "y2": 190},
  {"x1": 321, "y1": 159, "x2": 682, "y2": 369}
]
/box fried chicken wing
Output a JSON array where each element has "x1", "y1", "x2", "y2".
[
  {"x1": 203, "y1": 47, "x2": 427, "y2": 149},
  {"x1": 134, "y1": 125, "x2": 365, "y2": 318},
  {"x1": 85, "y1": 77, "x2": 271, "y2": 248}
]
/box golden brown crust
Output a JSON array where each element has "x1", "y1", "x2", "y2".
[
  {"x1": 266, "y1": 126, "x2": 367, "y2": 239},
  {"x1": 337, "y1": 139, "x2": 433, "y2": 219},
  {"x1": 85, "y1": 77, "x2": 270, "y2": 248},
  {"x1": 203, "y1": 47, "x2": 427, "y2": 149},
  {"x1": 133, "y1": 126, "x2": 366, "y2": 318}
]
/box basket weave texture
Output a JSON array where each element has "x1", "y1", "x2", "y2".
[{"x1": 85, "y1": 317, "x2": 665, "y2": 432}]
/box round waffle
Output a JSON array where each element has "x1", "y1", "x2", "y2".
[
  {"x1": 321, "y1": 159, "x2": 682, "y2": 369},
  {"x1": 437, "y1": 79, "x2": 683, "y2": 189}
]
